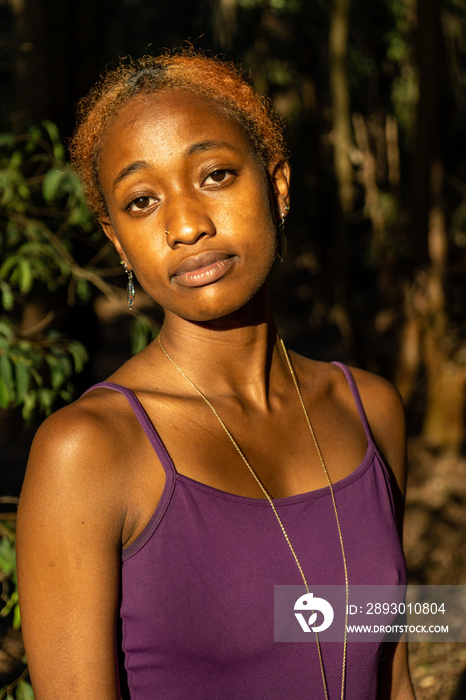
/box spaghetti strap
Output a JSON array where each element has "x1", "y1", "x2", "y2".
[
  {"x1": 82, "y1": 381, "x2": 176, "y2": 479},
  {"x1": 331, "y1": 362, "x2": 376, "y2": 446}
]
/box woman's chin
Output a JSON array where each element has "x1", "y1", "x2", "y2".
[{"x1": 168, "y1": 289, "x2": 270, "y2": 327}]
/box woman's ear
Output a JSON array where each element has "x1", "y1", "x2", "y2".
[
  {"x1": 100, "y1": 218, "x2": 128, "y2": 263},
  {"x1": 270, "y1": 160, "x2": 291, "y2": 214}
]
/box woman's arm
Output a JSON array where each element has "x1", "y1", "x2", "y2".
[
  {"x1": 382, "y1": 638, "x2": 416, "y2": 699},
  {"x1": 350, "y1": 369, "x2": 408, "y2": 531},
  {"x1": 17, "y1": 403, "x2": 126, "y2": 699},
  {"x1": 351, "y1": 369, "x2": 416, "y2": 699}
]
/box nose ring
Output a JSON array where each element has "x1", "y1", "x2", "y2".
[{"x1": 164, "y1": 230, "x2": 170, "y2": 236}]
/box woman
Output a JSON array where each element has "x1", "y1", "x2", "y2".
[{"x1": 16, "y1": 51, "x2": 415, "y2": 699}]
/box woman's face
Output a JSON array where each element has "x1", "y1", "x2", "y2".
[{"x1": 98, "y1": 88, "x2": 290, "y2": 323}]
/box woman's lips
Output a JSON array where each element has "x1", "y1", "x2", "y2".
[{"x1": 171, "y1": 252, "x2": 235, "y2": 288}]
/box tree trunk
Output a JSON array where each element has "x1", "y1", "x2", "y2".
[
  {"x1": 421, "y1": 162, "x2": 466, "y2": 449},
  {"x1": 328, "y1": 0, "x2": 354, "y2": 341},
  {"x1": 211, "y1": 0, "x2": 238, "y2": 50},
  {"x1": 10, "y1": 0, "x2": 49, "y2": 129},
  {"x1": 394, "y1": 0, "x2": 466, "y2": 449},
  {"x1": 422, "y1": 322, "x2": 466, "y2": 450},
  {"x1": 409, "y1": 0, "x2": 441, "y2": 266},
  {"x1": 329, "y1": 0, "x2": 354, "y2": 217}
]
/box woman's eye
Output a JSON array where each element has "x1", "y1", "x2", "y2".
[
  {"x1": 127, "y1": 196, "x2": 155, "y2": 212},
  {"x1": 205, "y1": 169, "x2": 235, "y2": 185}
]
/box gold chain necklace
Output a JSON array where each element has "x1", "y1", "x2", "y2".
[{"x1": 157, "y1": 334, "x2": 348, "y2": 699}]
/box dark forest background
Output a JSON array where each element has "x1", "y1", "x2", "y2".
[{"x1": 1, "y1": 0, "x2": 466, "y2": 697}]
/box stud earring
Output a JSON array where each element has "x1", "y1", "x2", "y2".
[
  {"x1": 277, "y1": 207, "x2": 289, "y2": 263},
  {"x1": 121, "y1": 260, "x2": 135, "y2": 310}
]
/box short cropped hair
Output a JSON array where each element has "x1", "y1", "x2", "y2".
[{"x1": 69, "y1": 49, "x2": 288, "y2": 219}]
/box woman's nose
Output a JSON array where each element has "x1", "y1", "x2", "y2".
[{"x1": 164, "y1": 194, "x2": 215, "y2": 247}]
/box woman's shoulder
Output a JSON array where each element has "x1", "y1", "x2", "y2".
[
  {"x1": 292, "y1": 353, "x2": 407, "y2": 490},
  {"x1": 291, "y1": 352, "x2": 402, "y2": 406},
  {"x1": 338, "y1": 365, "x2": 405, "y2": 443},
  {"x1": 32, "y1": 343, "x2": 163, "y2": 466},
  {"x1": 22, "y1": 377, "x2": 148, "y2": 526},
  {"x1": 293, "y1": 352, "x2": 403, "y2": 418},
  {"x1": 31, "y1": 381, "x2": 133, "y2": 468},
  {"x1": 344, "y1": 365, "x2": 407, "y2": 488},
  {"x1": 19, "y1": 350, "x2": 170, "y2": 557}
]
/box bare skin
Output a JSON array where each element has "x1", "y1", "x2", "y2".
[{"x1": 16, "y1": 89, "x2": 415, "y2": 699}]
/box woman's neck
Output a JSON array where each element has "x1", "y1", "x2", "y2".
[{"x1": 155, "y1": 300, "x2": 287, "y2": 409}]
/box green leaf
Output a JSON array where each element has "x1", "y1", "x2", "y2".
[
  {"x1": 15, "y1": 361, "x2": 30, "y2": 404},
  {"x1": 42, "y1": 119, "x2": 59, "y2": 145},
  {"x1": 18, "y1": 182, "x2": 30, "y2": 201},
  {"x1": 130, "y1": 317, "x2": 157, "y2": 355},
  {"x1": 0, "y1": 355, "x2": 14, "y2": 405},
  {"x1": 59, "y1": 386, "x2": 73, "y2": 402},
  {"x1": 67, "y1": 341, "x2": 88, "y2": 373},
  {"x1": 38, "y1": 388, "x2": 54, "y2": 414},
  {"x1": 75, "y1": 278, "x2": 92, "y2": 302},
  {"x1": 0, "y1": 590, "x2": 18, "y2": 619},
  {"x1": 21, "y1": 392, "x2": 37, "y2": 421},
  {"x1": 0, "y1": 321, "x2": 14, "y2": 339},
  {"x1": 0, "y1": 255, "x2": 19, "y2": 279},
  {"x1": 16, "y1": 680, "x2": 34, "y2": 700},
  {"x1": 0, "y1": 132, "x2": 15, "y2": 147},
  {"x1": 49, "y1": 361, "x2": 66, "y2": 390},
  {"x1": 9, "y1": 150, "x2": 22, "y2": 170},
  {"x1": 13, "y1": 601, "x2": 21, "y2": 629},
  {"x1": 1, "y1": 257, "x2": 34, "y2": 294},
  {"x1": 0, "y1": 281, "x2": 14, "y2": 311},
  {"x1": 42, "y1": 120, "x2": 64, "y2": 160},
  {"x1": 0, "y1": 536, "x2": 16, "y2": 574},
  {"x1": 42, "y1": 168, "x2": 63, "y2": 203},
  {"x1": 27, "y1": 365, "x2": 42, "y2": 386},
  {"x1": 16, "y1": 259, "x2": 33, "y2": 294},
  {"x1": 68, "y1": 200, "x2": 93, "y2": 228},
  {"x1": 0, "y1": 380, "x2": 9, "y2": 408}
]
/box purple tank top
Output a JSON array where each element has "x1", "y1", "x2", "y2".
[{"x1": 86, "y1": 363, "x2": 406, "y2": 699}]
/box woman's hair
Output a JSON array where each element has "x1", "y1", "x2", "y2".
[{"x1": 69, "y1": 49, "x2": 288, "y2": 219}]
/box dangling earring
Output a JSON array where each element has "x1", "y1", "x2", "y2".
[
  {"x1": 277, "y1": 206, "x2": 289, "y2": 263},
  {"x1": 121, "y1": 260, "x2": 135, "y2": 310}
]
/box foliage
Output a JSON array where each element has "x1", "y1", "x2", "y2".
[
  {"x1": 0, "y1": 0, "x2": 465, "y2": 696},
  {"x1": 1, "y1": 680, "x2": 34, "y2": 700},
  {"x1": 0, "y1": 518, "x2": 33, "y2": 700},
  {"x1": 0, "y1": 123, "x2": 93, "y2": 418},
  {"x1": 130, "y1": 315, "x2": 158, "y2": 356},
  {"x1": 0, "y1": 521, "x2": 19, "y2": 629},
  {"x1": 0, "y1": 123, "x2": 159, "y2": 697},
  {"x1": 0, "y1": 121, "x2": 158, "y2": 420}
]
